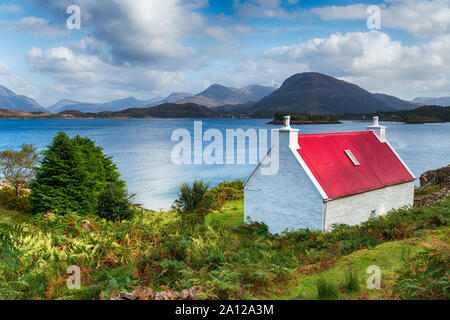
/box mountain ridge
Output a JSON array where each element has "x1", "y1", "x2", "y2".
[
  {"x1": 413, "y1": 97, "x2": 450, "y2": 106},
  {"x1": 249, "y1": 73, "x2": 416, "y2": 114},
  {"x1": 178, "y1": 84, "x2": 278, "y2": 107},
  {"x1": 0, "y1": 85, "x2": 47, "y2": 112},
  {"x1": 48, "y1": 92, "x2": 194, "y2": 113}
]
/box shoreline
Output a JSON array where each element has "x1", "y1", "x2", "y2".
[
  {"x1": 0, "y1": 117, "x2": 448, "y2": 124},
  {"x1": 267, "y1": 120, "x2": 342, "y2": 125}
]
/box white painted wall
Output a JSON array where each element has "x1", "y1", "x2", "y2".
[
  {"x1": 324, "y1": 181, "x2": 415, "y2": 230},
  {"x1": 244, "y1": 137, "x2": 324, "y2": 234}
]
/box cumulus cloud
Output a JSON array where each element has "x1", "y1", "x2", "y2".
[
  {"x1": 223, "y1": 31, "x2": 450, "y2": 99},
  {"x1": 311, "y1": 0, "x2": 450, "y2": 38},
  {"x1": 0, "y1": 17, "x2": 68, "y2": 36},
  {"x1": 27, "y1": 46, "x2": 186, "y2": 94},
  {"x1": 31, "y1": 0, "x2": 206, "y2": 66}
]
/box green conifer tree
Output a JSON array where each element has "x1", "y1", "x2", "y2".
[{"x1": 29, "y1": 132, "x2": 129, "y2": 217}]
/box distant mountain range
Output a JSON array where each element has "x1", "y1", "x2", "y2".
[
  {"x1": 0, "y1": 72, "x2": 444, "y2": 115},
  {"x1": 246, "y1": 73, "x2": 419, "y2": 114},
  {"x1": 0, "y1": 85, "x2": 47, "y2": 112},
  {"x1": 46, "y1": 84, "x2": 276, "y2": 112},
  {"x1": 177, "y1": 84, "x2": 278, "y2": 107},
  {"x1": 372, "y1": 93, "x2": 422, "y2": 110},
  {"x1": 47, "y1": 93, "x2": 194, "y2": 113},
  {"x1": 413, "y1": 97, "x2": 450, "y2": 106}
]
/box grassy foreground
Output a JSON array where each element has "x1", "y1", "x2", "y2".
[
  {"x1": 0, "y1": 193, "x2": 448, "y2": 300},
  {"x1": 206, "y1": 200, "x2": 449, "y2": 300},
  {"x1": 276, "y1": 226, "x2": 448, "y2": 300}
]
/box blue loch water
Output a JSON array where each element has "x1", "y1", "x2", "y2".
[{"x1": 0, "y1": 119, "x2": 449, "y2": 210}]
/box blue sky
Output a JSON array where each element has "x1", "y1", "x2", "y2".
[{"x1": 0, "y1": 0, "x2": 450, "y2": 106}]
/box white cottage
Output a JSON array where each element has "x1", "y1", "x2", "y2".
[{"x1": 244, "y1": 116, "x2": 415, "y2": 234}]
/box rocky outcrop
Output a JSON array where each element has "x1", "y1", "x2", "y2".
[
  {"x1": 111, "y1": 286, "x2": 201, "y2": 301},
  {"x1": 419, "y1": 165, "x2": 450, "y2": 187},
  {"x1": 415, "y1": 164, "x2": 450, "y2": 206},
  {"x1": 414, "y1": 187, "x2": 450, "y2": 207}
]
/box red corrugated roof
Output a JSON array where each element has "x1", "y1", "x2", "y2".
[{"x1": 297, "y1": 131, "x2": 414, "y2": 199}]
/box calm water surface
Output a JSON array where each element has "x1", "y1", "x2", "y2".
[{"x1": 0, "y1": 119, "x2": 449, "y2": 209}]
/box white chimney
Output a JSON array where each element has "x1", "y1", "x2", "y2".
[
  {"x1": 283, "y1": 115, "x2": 291, "y2": 128},
  {"x1": 279, "y1": 115, "x2": 300, "y2": 149},
  {"x1": 366, "y1": 116, "x2": 386, "y2": 142}
]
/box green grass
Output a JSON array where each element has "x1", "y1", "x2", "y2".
[
  {"x1": 0, "y1": 204, "x2": 32, "y2": 224},
  {"x1": 339, "y1": 269, "x2": 361, "y2": 294},
  {"x1": 206, "y1": 200, "x2": 244, "y2": 227},
  {"x1": 415, "y1": 184, "x2": 442, "y2": 197},
  {"x1": 273, "y1": 225, "x2": 449, "y2": 300},
  {"x1": 316, "y1": 276, "x2": 339, "y2": 299},
  {"x1": 206, "y1": 198, "x2": 449, "y2": 300}
]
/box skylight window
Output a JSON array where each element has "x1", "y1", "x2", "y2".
[{"x1": 344, "y1": 150, "x2": 360, "y2": 166}]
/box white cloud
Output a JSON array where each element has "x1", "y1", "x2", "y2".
[
  {"x1": 0, "y1": 4, "x2": 23, "y2": 13},
  {"x1": 0, "y1": 17, "x2": 68, "y2": 36},
  {"x1": 311, "y1": 4, "x2": 368, "y2": 20},
  {"x1": 206, "y1": 26, "x2": 237, "y2": 43},
  {"x1": 223, "y1": 31, "x2": 450, "y2": 99},
  {"x1": 26, "y1": 46, "x2": 186, "y2": 90},
  {"x1": 0, "y1": 60, "x2": 38, "y2": 97},
  {"x1": 32, "y1": 0, "x2": 207, "y2": 66},
  {"x1": 233, "y1": 0, "x2": 300, "y2": 19},
  {"x1": 205, "y1": 24, "x2": 253, "y2": 43},
  {"x1": 311, "y1": 0, "x2": 450, "y2": 38}
]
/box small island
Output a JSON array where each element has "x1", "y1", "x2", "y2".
[
  {"x1": 267, "y1": 112, "x2": 341, "y2": 125},
  {"x1": 339, "y1": 105, "x2": 450, "y2": 124}
]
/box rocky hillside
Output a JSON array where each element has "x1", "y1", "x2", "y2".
[
  {"x1": 415, "y1": 164, "x2": 450, "y2": 206},
  {"x1": 420, "y1": 164, "x2": 450, "y2": 187}
]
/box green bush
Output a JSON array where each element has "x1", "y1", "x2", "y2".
[
  {"x1": 0, "y1": 143, "x2": 39, "y2": 198},
  {"x1": 0, "y1": 187, "x2": 31, "y2": 212},
  {"x1": 174, "y1": 180, "x2": 214, "y2": 225},
  {"x1": 96, "y1": 184, "x2": 135, "y2": 221},
  {"x1": 208, "y1": 180, "x2": 244, "y2": 209},
  {"x1": 216, "y1": 180, "x2": 244, "y2": 190}
]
